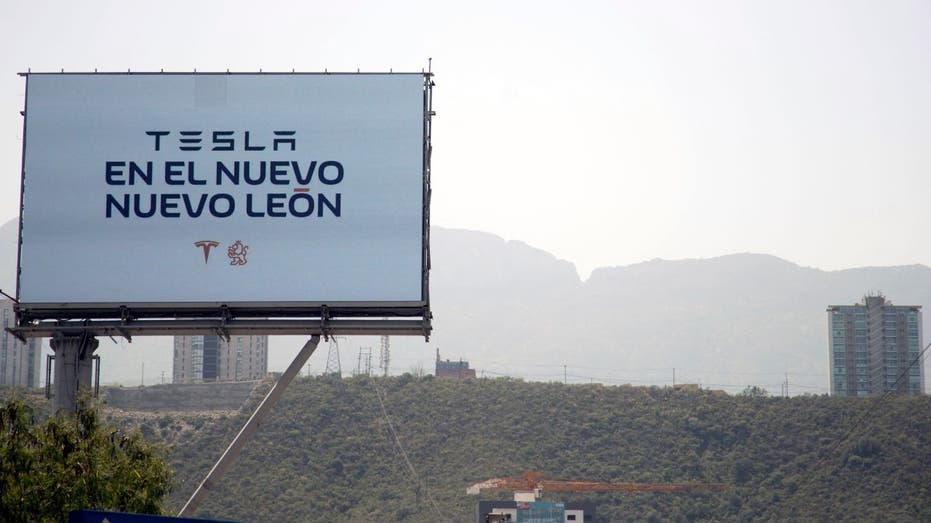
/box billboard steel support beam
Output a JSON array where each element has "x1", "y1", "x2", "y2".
[
  {"x1": 179, "y1": 335, "x2": 321, "y2": 517},
  {"x1": 49, "y1": 334, "x2": 99, "y2": 413},
  {"x1": 12, "y1": 317, "x2": 429, "y2": 339}
]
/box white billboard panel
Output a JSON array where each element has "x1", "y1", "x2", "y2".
[{"x1": 17, "y1": 73, "x2": 429, "y2": 318}]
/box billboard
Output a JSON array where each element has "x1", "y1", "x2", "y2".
[{"x1": 14, "y1": 72, "x2": 432, "y2": 337}]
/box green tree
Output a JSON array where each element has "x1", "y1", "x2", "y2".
[
  {"x1": 0, "y1": 398, "x2": 172, "y2": 522},
  {"x1": 739, "y1": 385, "x2": 768, "y2": 398}
]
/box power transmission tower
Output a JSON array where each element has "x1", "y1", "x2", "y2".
[
  {"x1": 324, "y1": 338, "x2": 342, "y2": 378},
  {"x1": 356, "y1": 347, "x2": 373, "y2": 376},
  {"x1": 379, "y1": 335, "x2": 390, "y2": 377}
]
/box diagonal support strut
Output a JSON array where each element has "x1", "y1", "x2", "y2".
[{"x1": 179, "y1": 335, "x2": 321, "y2": 517}]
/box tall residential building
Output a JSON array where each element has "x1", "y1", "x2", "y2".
[
  {"x1": 0, "y1": 299, "x2": 43, "y2": 388},
  {"x1": 173, "y1": 335, "x2": 268, "y2": 383},
  {"x1": 828, "y1": 295, "x2": 924, "y2": 397}
]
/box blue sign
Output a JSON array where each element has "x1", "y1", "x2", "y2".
[
  {"x1": 516, "y1": 501, "x2": 566, "y2": 523},
  {"x1": 69, "y1": 509, "x2": 249, "y2": 523}
]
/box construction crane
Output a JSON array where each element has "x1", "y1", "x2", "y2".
[{"x1": 467, "y1": 471, "x2": 726, "y2": 498}]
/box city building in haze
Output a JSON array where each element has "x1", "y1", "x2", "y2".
[
  {"x1": 828, "y1": 294, "x2": 924, "y2": 397},
  {"x1": 435, "y1": 349, "x2": 476, "y2": 379},
  {"x1": 173, "y1": 334, "x2": 268, "y2": 383},
  {"x1": 0, "y1": 298, "x2": 43, "y2": 388}
]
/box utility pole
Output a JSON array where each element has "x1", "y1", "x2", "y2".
[
  {"x1": 356, "y1": 347, "x2": 373, "y2": 376},
  {"x1": 564, "y1": 365, "x2": 567, "y2": 384}
]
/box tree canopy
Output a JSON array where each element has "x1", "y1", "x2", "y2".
[{"x1": 0, "y1": 398, "x2": 172, "y2": 523}]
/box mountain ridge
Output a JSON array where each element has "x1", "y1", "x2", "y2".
[
  {"x1": 4, "y1": 217, "x2": 927, "y2": 288},
  {"x1": 1, "y1": 219, "x2": 928, "y2": 394}
]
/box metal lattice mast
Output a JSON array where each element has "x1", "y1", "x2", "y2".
[
  {"x1": 379, "y1": 335, "x2": 390, "y2": 377},
  {"x1": 324, "y1": 338, "x2": 342, "y2": 378}
]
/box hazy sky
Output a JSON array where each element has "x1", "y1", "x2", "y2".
[
  {"x1": 3, "y1": 1, "x2": 930, "y2": 278},
  {"x1": 3, "y1": 1, "x2": 930, "y2": 391}
]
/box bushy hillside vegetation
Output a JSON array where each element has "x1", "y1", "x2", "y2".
[{"x1": 119, "y1": 376, "x2": 931, "y2": 522}]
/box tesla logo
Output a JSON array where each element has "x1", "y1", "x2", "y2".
[
  {"x1": 194, "y1": 240, "x2": 220, "y2": 263},
  {"x1": 227, "y1": 240, "x2": 249, "y2": 266},
  {"x1": 194, "y1": 240, "x2": 249, "y2": 266}
]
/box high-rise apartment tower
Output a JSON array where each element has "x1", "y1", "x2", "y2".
[
  {"x1": 173, "y1": 335, "x2": 268, "y2": 383},
  {"x1": 827, "y1": 295, "x2": 923, "y2": 397}
]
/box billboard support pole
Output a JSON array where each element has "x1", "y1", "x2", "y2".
[
  {"x1": 179, "y1": 334, "x2": 322, "y2": 517},
  {"x1": 49, "y1": 333, "x2": 99, "y2": 413}
]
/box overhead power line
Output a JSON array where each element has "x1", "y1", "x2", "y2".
[
  {"x1": 771, "y1": 341, "x2": 931, "y2": 519},
  {"x1": 372, "y1": 383, "x2": 450, "y2": 522}
]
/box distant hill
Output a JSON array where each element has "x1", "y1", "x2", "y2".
[
  {"x1": 115, "y1": 376, "x2": 931, "y2": 522},
  {"x1": 396, "y1": 229, "x2": 930, "y2": 395},
  {"x1": 1, "y1": 218, "x2": 928, "y2": 393}
]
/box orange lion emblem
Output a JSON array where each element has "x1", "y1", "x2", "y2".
[{"x1": 227, "y1": 240, "x2": 249, "y2": 266}]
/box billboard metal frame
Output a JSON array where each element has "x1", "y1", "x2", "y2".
[{"x1": 11, "y1": 70, "x2": 434, "y2": 340}]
